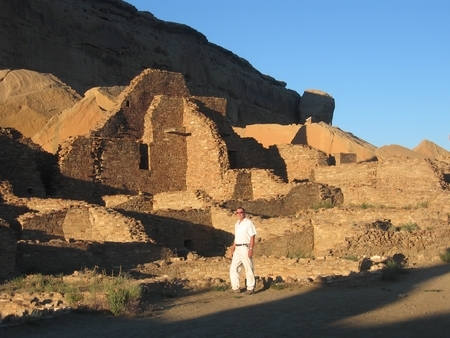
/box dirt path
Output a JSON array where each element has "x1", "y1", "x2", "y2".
[{"x1": 4, "y1": 261, "x2": 450, "y2": 338}]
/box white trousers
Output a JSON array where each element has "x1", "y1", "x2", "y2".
[{"x1": 230, "y1": 246, "x2": 255, "y2": 290}]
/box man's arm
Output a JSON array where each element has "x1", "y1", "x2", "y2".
[{"x1": 248, "y1": 235, "x2": 255, "y2": 258}]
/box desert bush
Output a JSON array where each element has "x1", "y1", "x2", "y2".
[
  {"x1": 343, "y1": 254, "x2": 359, "y2": 261},
  {"x1": 104, "y1": 271, "x2": 141, "y2": 316},
  {"x1": 287, "y1": 250, "x2": 314, "y2": 259},
  {"x1": 388, "y1": 222, "x2": 420, "y2": 232},
  {"x1": 311, "y1": 202, "x2": 334, "y2": 210},
  {"x1": 439, "y1": 249, "x2": 450, "y2": 263},
  {"x1": 381, "y1": 259, "x2": 403, "y2": 281}
]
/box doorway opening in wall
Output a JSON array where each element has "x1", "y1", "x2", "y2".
[
  {"x1": 444, "y1": 174, "x2": 450, "y2": 184},
  {"x1": 184, "y1": 239, "x2": 194, "y2": 251},
  {"x1": 139, "y1": 143, "x2": 149, "y2": 170},
  {"x1": 228, "y1": 150, "x2": 237, "y2": 169}
]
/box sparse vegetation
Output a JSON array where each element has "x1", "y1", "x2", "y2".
[
  {"x1": 389, "y1": 222, "x2": 420, "y2": 232},
  {"x1": 270, "y1": 282, "x2": 286, "y2": 290},
  {"x1": 360, "y1": 202, "x2": 376, "y2": 209},
  {"x1": 287, "y1": 250, "x2": 314, "y2": 259},
  {"x1": 0, "y1": 268, "x2": 143, "y2": 316},
  {"x1": 311, "y1": 202, "x2": 334, "y2": 210},
  {"x1": 416, "y1": 200, "x2": 429, "y2": 208},
  {"x1": 439, "y1": 248, "x2": 450, "y2": 263},
  {"x1": 343, "y1": 254, "x2": 359, "y2": 261},
  {"x1": 211, "y1": 284, "x2": 228, "y2": 292},
  {"x1": 381, "y1": 259, "x2": 403, "y2": 281}
]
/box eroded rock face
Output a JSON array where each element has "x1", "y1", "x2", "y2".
[
  {"x1": 299, "y1": 89, "x2": 335, "y2": 124},
  {"x1": 0, "y1": 0, "x2": 304, "y2": 126}
]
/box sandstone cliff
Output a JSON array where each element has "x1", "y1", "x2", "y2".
[{"x1": 0, "y1": 0, "x2": 326, "y2": 126}]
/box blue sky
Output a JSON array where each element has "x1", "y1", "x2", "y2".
[{"x1": 127, "y1": 0, "x2": 449, "y2": 150}]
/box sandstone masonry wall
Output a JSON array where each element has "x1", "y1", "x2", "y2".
[
  {"x1": 276, "y1": 144, "x2": 329, "y2": 182},
  {"x1": 314, "y1": 158, "x2": 445, "y2": 207},
  {"x1": 0, "y1": 220, "x2": 16, "y2": 278},
  {"x1": 0, "y1": 128, "x2": 47, "y2": 198},
  {"x1": 184, "y1": 99, "x2": 228, "y2": 195},
  {"x1": 15, "y1": 240, "x2": 171, "y2": 274}
]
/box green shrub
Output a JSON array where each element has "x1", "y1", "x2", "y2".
[
  {"x1": 311, "y1": 202, "x2": 334, "y2": 210},
  {"x1": 360, "y1": 203, "x2": 375, "y2": 209},
  {"x1": 270, "y1": 282, "x2": 285, "y2": 290},
  {"x1": 211, "y1": 284, "x2": 228, "y2": 292},
  {"x1": 343, "y1": 254, "x2": 359, "y2": 261},
  {"x1": 105, "y1": 271, "x2": 141, "y2": 315},
  {"x1": 397, "y1": 222, "x2": 420, "y2": 232},
  {"x1": 381, "y1": 259, "x2": 403, "y2": 281},
  {"x1": 439, "y1": 249, "x2": 450, "y2": 263},
  {"x1": 287, "y1": 250, "x2": 314, "y2": 259},
  {"x1": 64, "y1": 285, "x2": 84, "y2": 304},
  {"x1": 417, "y1": 200, "x2": 429, "y2": 208}
]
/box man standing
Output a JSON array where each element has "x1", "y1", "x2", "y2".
[{"x1": 229, "y1": 207, "x2": 257, "y2": 294}]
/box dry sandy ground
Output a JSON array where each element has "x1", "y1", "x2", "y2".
[{"x1": 4, "y1": 261, "x2": 450, "y2": 338}]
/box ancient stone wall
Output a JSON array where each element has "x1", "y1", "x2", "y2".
[
  {"x1": 152, "y1": 191, "x2": 208, "y2": 211},
  {"x1": 15, "y1": 240, "x2": 171, "y2": 274},
  {"x1": 0, "y1": 220, "x2": 16, "y2": 278},
  {"x1": 314, "y1": 157, "x2": 445, "y2": 207},
  {"x1": 276, "y1": 144, "x2": 329, "y2": 182},
  {"x1": 0, "y1": 128, "x2": 47, "y2": 198},
  {"x1": 18, "y1": 210, "x2": 66, "y2": 241},
  {"x1": 184, "y1": 99, "x2": 228, "y2": 194},
  {"x1": 18, "y1": 205, "x2": 150, "y2": 244},
  {"x1": 223, "y1": 182, "x2": 342, "y2": 218},
  {"x1": 250, "y1": 169, "x2": 293, "y2": 199},
  {"x1": 146, "y1": 96, "x2": 188, "y2": 192},
  {"x1": 338, "y1": 229, "x2": 450, "y2": 261}
]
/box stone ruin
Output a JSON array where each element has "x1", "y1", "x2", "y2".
[{"x1": 0, "y1": 68, "x2": 450, "y2": 287}]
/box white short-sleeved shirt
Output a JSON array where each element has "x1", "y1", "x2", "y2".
[{"x1": 234, "y1": 218, "x2": 257, "y2": 244}]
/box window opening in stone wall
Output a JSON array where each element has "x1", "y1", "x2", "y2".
[
  {"x1": 228, "y1": 150, "x2": 237, "y2": 169},
  {"x1": 184, "y1": 239, "x2": 194, "y2": 251},
  {"x1": 139, "y1": 143, "x2": 149, "y2": 170},
  {"x1": 125, "y1": 100, "x2": 130, "y2": 107},
  {"x1": 444, "y1": 174, "x2": 450, "y2": 184}
]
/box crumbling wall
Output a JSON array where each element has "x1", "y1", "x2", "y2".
[
  {"x1": 19, "y1": 210, "x2": 66, "y2": 241},
  {"x1": 15, "y1": 240, "x2": 171, "y2": 274},
  {"x1": 314, "y1": 157, "x2": 444, "y2": 207},
  {"x1": 275, "y1": 144, "x2": 329, "y2": 182},
  {"x1": 18, "y1": 205, "x2": 150, "y2": 243},
  {"x1": 0, "y1": 219, "x2": 16, "y2": 278},
  {"x1": 184, "y1": 99, "x2": 227, "y2": 193},
  {"x1": 0, "y1": 128, "x2": 47, "y2": 198},
  {"x1": 223, "y1": 182, "x2": 342, "y2": 217},
  {"x1": 250, "y1": 169, "x2": 293, "y2": 199},
  {"x1": 337, "y1": 229, "x2": 450, "y2": 260}
]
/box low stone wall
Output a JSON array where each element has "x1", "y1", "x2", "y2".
[
  {"x1": 139, "y1": 255, "x2": 363, "y2": 284},
  {"x1": 15, "y1": 240, "x2": 172, "y2": 274},
  {"x1": 337, "y1": 229, "x2": 450, "y2": 261}
]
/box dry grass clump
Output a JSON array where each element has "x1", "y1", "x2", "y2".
[{"x1": 0, "y1": 268, "x2": 146, "y2": 316}]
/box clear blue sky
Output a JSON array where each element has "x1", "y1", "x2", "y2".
[{"x1": 127, "y1": 0, "x2": 449, "y2": 150}]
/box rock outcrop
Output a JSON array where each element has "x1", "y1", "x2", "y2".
[
  {"x1": 0, "y1": 69, "x2": 80, "y2": 139},
  {"x1": 0, "y1": 0, "x2": 308, "y2": 127},
  {"x1": 299, "y1": 89, "x2": 335, "y2": 124}
]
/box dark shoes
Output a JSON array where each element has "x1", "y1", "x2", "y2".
[{"x1": 244, "y1": 289, "x2": 255, "y2": 295}]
